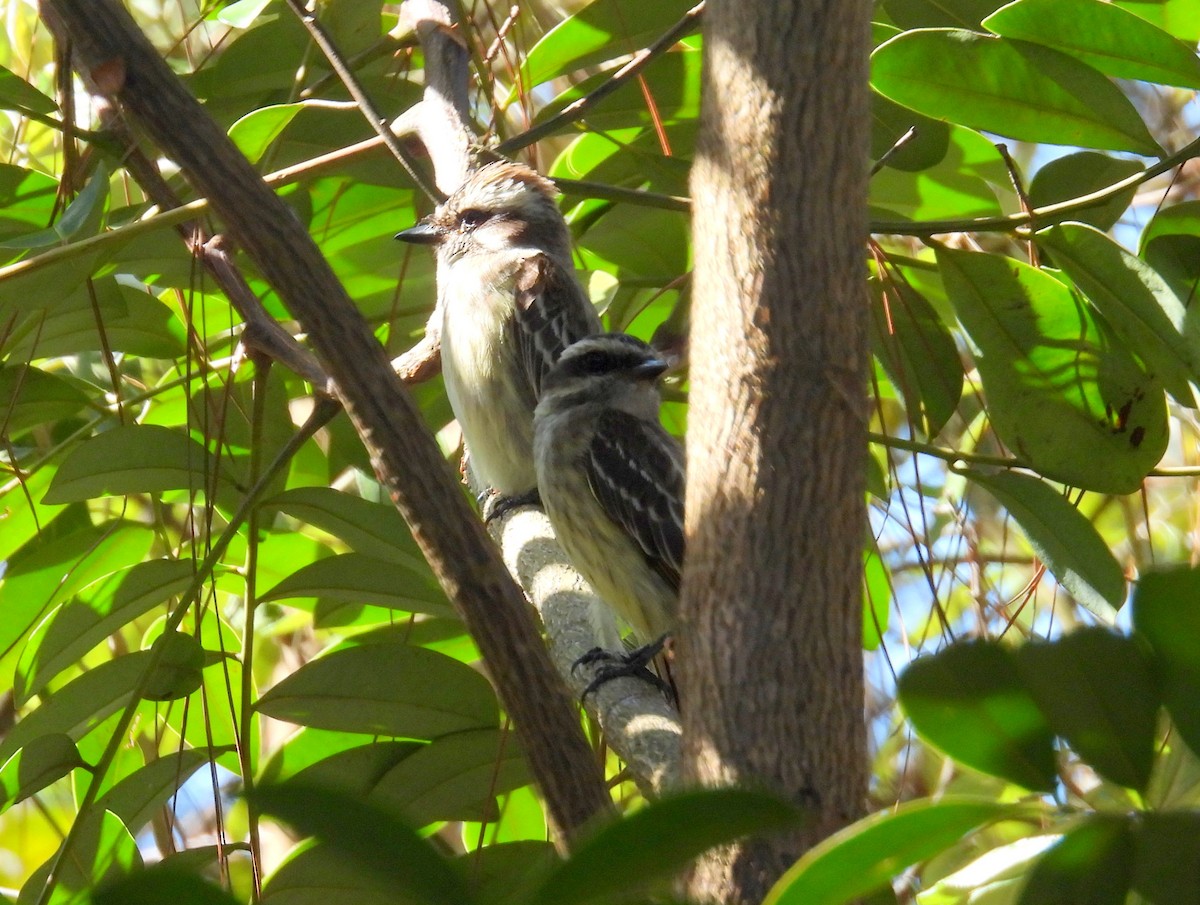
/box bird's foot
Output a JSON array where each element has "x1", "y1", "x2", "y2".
[
  {"x1": 574, "y1": 635, "x2": 671, "y2": 702},
  {"x1": 481, "y1": 488, "x2": 542, "y2": 524}
]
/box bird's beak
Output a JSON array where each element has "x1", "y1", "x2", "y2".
[
  {"x1": 394, "y1": 221, "x2": 442, "y2": 245},
  {"x1": 632, "y1": 357, "x2": 670, "y2": 380}
]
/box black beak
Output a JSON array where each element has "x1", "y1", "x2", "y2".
[
  {"x1": 631, "y1": 357, "x2": 670, "y2": 380},
  {"x1": 394, "y1": 221, "x2": 442, "y2": 245}
]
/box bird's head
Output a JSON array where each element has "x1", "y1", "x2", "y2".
[
  {"x1": 395, "y1": 161, "x2": 572, "y2": 264},
  {"x1": 541, "y1": 333, "x2": 670, "y2": 415}
]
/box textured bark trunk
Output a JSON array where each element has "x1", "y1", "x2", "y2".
[{"x1": 681, "y1": 2, "x2": 872, "y2": 901}]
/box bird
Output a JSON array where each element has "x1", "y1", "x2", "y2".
[
  {"x1": 395, "y1": 160, "x2": 602, "y2": 513},
  {"x1": 533, "y1": 332, "x2": 685, "y2": 695}
]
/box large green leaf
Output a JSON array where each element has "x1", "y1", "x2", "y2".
[
  {"x1": 43, "y1": 425, "x2": 220, "y2": 504},
  {"x1": 1028, "y1": 152, "x2": 1142, "y2": 233},
  {"x1": 766, "y1": 798, "x2": 1022, "y2": 905},
  {"x1": 0, "y1": 734, "x2": 86, "y2": 813},
  {"x1": 938, "y1": 246, "x2": 1168, "y2": 493},
  {"x1": 872, "y1": 30, "x2": 1162, "y2": 155},
  {"x1": 898, "y1": 640, "x2": 1057, "y2": 791},
  {"x1": 984, "y1": 0, "x2": 1200, "y2": 89},
  {"x1": 93, "y1": 868, "x2": 243, "y2": 905},
  {"x1": 963, "y1": 470, "x2": 1126, "y2": 616},
  {"x1": 1039, "y1": 222, "x2": 1199, "y2": 405},
  {"x1": 1018, "y1": 815, "x2": 1133, "y2": 905},
  {"x1": 1139, "y1": 201, "x2": 1200, "y2": 306},
  {"x1": 1016, "y1": 630, "x2": 1158, "y2": 791},
  {"x1": 880, "y1": 0, "x2": 1009, "y2": 29},
  {"x1": 0, "y1": 366, "x2": 91, "y2": 436},
  {"x1": 18, "y1": 809, "x2": 141, "y2": 905},
  {"x1": 1132, "y1": 567, "x2": 1200, "y2": 757},
  {"x1": 261, "y1": 552, "x2": 453, "y2": 617},
  {"x1": 14, "y1": 558, "x2": 197, "y2": 705},
  {"x1": 0, "y1": 64, "x2": 57, "y2": 115},
  {"x1": 252, "y1": 783, "x2": 473, "y2": 905},
  {"x1": 255, "y1": 640, "x2": 497, "y2": 739},
  {"x1": 1115, "y1": 0, "x2": 1200, "y2": 42}
]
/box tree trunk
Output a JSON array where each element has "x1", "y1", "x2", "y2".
[{"x1": 681, "y1": 2, "x2": 871, "y2": 901}]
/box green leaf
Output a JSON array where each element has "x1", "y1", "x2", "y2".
[
  {"x1": 255, "y1": 641, "x2": 497, "y2": 739},
  {"x1": 765, "y1": 798, "x2": 1022, "y2": 905},
  {"x1": 521, "y1": 0, "x2": 695, "y2": 88},
  {"x1": 0, "y1": 652, "x2": 151, "y2": 764},
  {"x1": 984, "y1": 0, "x2": 1200, "y2": 89},
  {"x1": 1028, "y1": 152, "x2": 1142, "y2": 233},
  {"x1": 1131, "y1": 812, "x2": 1200, "y2": 903},
  {"x1": 371, "y1": 728, "x2": 530, "y2": 825},
  {"x1": 962, "y1": 470, "x2": 1126, "y2": 616},
  {"x1": 1019, "y1": 815, "x2": 1133, "y2": 905},
  {"x1": 0, "y1": 734, "x2": 86, "y2": 811},
  {"x1": 229, "y1": 103, "x2": 305, "y2": 163},
  {"x1": 871, "y1": 90, "x2": 951, "y2": 172},
  {"x1": 0, "y1": 64, "x2": 57, "y2": 115},
  {"x1": 1114, "y1": 0, "x2": 1200, "y2": 42},
  {"x1": 871, "y1": 30, "x2": 1162, "y2": 156},
  {"x1": 3, "y1": 163, "x2": 110, "y2": 249},
  {"x1": 18, "y1": 809, "x2": 141, "y2": 905},
  {"x1": 870, "y1": 277, "x2": 963, "y2": 437},
  {"x1": 1132, "y1": 567, "x2": 1200, "y2": 757},
  {"x1": 898, "y1": 640, "x2": 1057, "y2": 790},
  {"x1": 251, "y1": 782, "x2": 473, "y2": 905},
  {"x1": 0, "y1": 366, "x2": 90, "y2": 436},
  {"x1": 265, "y1": 487, "x2": 426, "y2": 569},
  {"x1": 43, "y1": 425, "x2": 220, "y2": 504},
  {"x1": 262, "y1": 842, "x2": 426, "y2": 905},
  {"x1": 938, "y1": 246, "x2": 1168, "y2": 494},
  {"x1": 259, "y1": 727, "x2": 420, "y2": 787},
  {"x1": 1139, "y1": 200, "x2": 1200, "y2": 305},
  {"x1": 216, "y1": 0, "x2": 276, "y2": 28},
  {"x1": 530, "y1": 789, "x2": 800, "y2": 905},
  {"x1": 142, "y1": 631, "x2": 206, "y2": 702},
  {"x1": 14, "y1": 558, "x2": 197, "y2": 706},
  {"x1": 1039, "y1": 222, "x2": 1198, "y2": 405},
  {"x1": 1016, "y1": 630, "x2": 1158, "y2": 791},
  {"x1": 94, "y1": 748, "x2": 227, "y2": 834},
  {"x1": 862, "y1": 545, "x2": 890, "y2": 651},
  {"x1": 0, "y1": 523, "x2": 154, "y2": 667},
  {"x1": 262, "y1": 552, "x2": 453, "y2": 617},
  {"x1": 93, "y1": 868, "x2": 243, "y2": 905}
]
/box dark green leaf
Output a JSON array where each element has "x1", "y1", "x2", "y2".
[
  {"x1": 262, "y1": 552, "x2": 453, "y2": 617},
  {"x1": 1139, "y1": 200, "x2": 1200, "y2": 305},
  {"x1": 1132, "y1": 567, "x2": 1200, "y2": 757},
  {"x1": 1038, "y1": 223, "x2": 1198, "y2": 405},
  {"x1": 265, "y1": 487, "x2": 426, "y2": 569},
  {"x1": 44, "y1": 425, "x2": 220, "y2": 504},
  {"x1": 872, "y1": 31, "x2": 1162, "y2": 155},
  {"x1": 530, "y1": 789, "x2": 800, "y2": 905},
  {"x1": 984, "y1": 0, "x2": 1200, "y2": 89},
  {"x1": 1131, "y1": 811, "x2": 1200, "y2": 904},
  {"x1": 938, "y1": 246, "x2": 1168, "y2": 493},
  {"x1": 1016, "y1": 630, "x2": 1158, "y2": 791},
  {"x1": 1019, "y1": 815, "x2": 1134, "y2": 905},
  {"x1": 963, "y1": 470, "x2": 1126, "y2": 616},
  {"x1": 17, "y1": 809, "x2": 141, "y2": 905},
  {"x1": 870, "y1": 277, "x2": 963, "y2": 436},
  {"x1": 765, "y1": 798, "x2": 1022, "y2": 905},
  {"x1": 142, "y1": 631, "x2": 206, "y2": 701},
  {"x1": 1028, "y1": 152, "x2": 1142, "y2": 232},
  {"x1": 262, "y1": 843, "x2": 423, "y2": 905},
  {"x1": 0, "y1": 366, "x2": 90, "y2": 436},
  {"x1": 255, "y1": 641, "x2": 497, "y2": 738},
  {"x1": 259, "y1": 727, "x2": 420, "y2": 788},
  {"x1": 871, "y1": 91, "x2": 951, "y2": 172},
  {"x1": 372, "y1": 728, "x2": 530, "y2": 825},
  {"x1": 93, "y1": 868, "x2": 243, "y2": 905},
  {"x1": 0, "y1": 733, "x2": 86, "y2": 811},
  {"x1": 898, "y1": 640, "x2": 1057, "y2": 790},
  {"x1": 252, "y1": 782, "x2": 473, "y2": 905},
  {"x1": 0, "y1": 64, "x2": 56, "y2": 115}
]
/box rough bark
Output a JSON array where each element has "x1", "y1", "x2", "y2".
[
  {"x1": 42, "y1": 0, "x2": 612, "y2": 847},
  {"x1": 681, "y1": 1, "x2": 871, "y2": 901}
]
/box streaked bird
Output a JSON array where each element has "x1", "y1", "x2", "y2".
[
  {"x1": 533, "y1": 333, "x2": 684, "y2": 691},
  {"x1": 396, "y1": 160, "x2": 602, "y2": 508}
]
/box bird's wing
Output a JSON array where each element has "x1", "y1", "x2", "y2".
[
  {"x1": 513, "y1": 253, "x2": 600, "y2": 398},
  {"x1": 585, "y1": 409, "x2": 685, "y2": 590}
]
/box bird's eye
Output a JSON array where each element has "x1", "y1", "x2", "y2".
[{"x1": 459, "y1": 209, "x2": 491, "y2": 230}]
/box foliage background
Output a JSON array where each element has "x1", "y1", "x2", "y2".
[{"x1": 4, "y1": 0, "x2": 1200, "y2": 902}]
